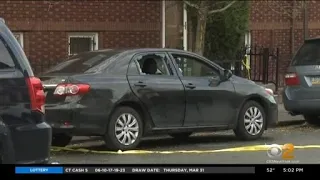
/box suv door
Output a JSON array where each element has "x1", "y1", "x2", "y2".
[
  {"x1": 168, "y1": 52, "x2": 236, "y2": 127},
  {"x1": 127, "y1": 52, "x2": 186, "y2": 128}
]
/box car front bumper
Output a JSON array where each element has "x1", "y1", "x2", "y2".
[{"x1": 266, "y1": 100, "x2": 278, "y2": 128}]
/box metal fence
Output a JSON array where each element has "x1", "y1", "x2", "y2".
[{"x1": 216, "y1": 46, "x2": 280, "y2": 92}]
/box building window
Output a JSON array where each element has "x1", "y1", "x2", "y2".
[
  {"x1": 13, "y1": 32, "x2": 24, "y2": 48},
  {"x1": 68, "y1": 32, "x2": 98, "y2": 56}
]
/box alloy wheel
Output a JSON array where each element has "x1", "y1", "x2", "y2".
[
  {"x1": 114, "y1": 113, "x2": 139, "y2": 146},
  {"x1": 243, "y1": 106, "x2": 264, "y2": 136}
]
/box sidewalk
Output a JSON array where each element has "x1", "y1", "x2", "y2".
[{"x1": 277, "y1": 103, "x2": 305, "y2": 126}]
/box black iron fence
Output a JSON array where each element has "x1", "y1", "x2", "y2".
[{"x1": 216, "y1": 46, "x2": 280, "y2": 92}]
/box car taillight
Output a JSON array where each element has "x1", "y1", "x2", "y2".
[
  {"x1": 285, "y1": 73, "x2": 300, "y2": 86},
  {"x1": 53, "y1": 84, "x2": 90, "y2": 96},
  {"x1": 25, "y1": 77, "x2": 46, "y2": 114}
]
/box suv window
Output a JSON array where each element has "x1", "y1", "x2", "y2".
[
  {"x1": 0, "y1": 37, "x2": 15, "y2": 69},
  {"x1": 171, "y1": 54, "x2": 219, "y2": 77},
  {"x1": 292, "y1": 40, "x2": 320, "y2": 66}
]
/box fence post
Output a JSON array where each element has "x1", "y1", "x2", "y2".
[
  {"x1": 275, "y1": 48, "x2": 279, "y2": 93},
  {"x1": 262, "y1": 48, "x2": 269, "y2": 84}
]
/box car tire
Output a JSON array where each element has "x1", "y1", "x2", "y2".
[
  {"x1": 51, "y1": 134, "x2": 72, "y2": 147},
  {"x1": 103, "y1": 106, "x2": 143, "y2": 151},
  {"x1": 233, "y1": 100, "x2": 266, "y2": 140},
  {"x1": 303, "y1": 115, "x2": 320, "y2": 126},
  {"x1": 169, "y1": 132, "x2": 192, "y2": 140}
]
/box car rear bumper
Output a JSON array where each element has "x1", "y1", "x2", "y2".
[
  {"x1": 2, "y1": 122, "x2": 52, "y2": 164},
  {"x1": 45, "y1": 104, "x2": 109, "y2": 136},
  {"x1": 283, "y1": 90, "x2": 320, "y2": 114}
]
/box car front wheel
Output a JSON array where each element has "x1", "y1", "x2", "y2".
[
  {"x1": 303, "y1": 115, "x2": 320, "y2": 126},
  {"x1": 103, "y1": 106, "x2": 143, "y2": 151},
  {"x1": 233, "y1": 101, "x2": 266, "y2": 140}
]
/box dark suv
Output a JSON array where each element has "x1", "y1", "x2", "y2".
[
  {"x1": 283, "y1": 38, "x2": 320, "y2": 126},
  {"x1": 0, "y1": 18, "x2": 51, "y2": 164}
]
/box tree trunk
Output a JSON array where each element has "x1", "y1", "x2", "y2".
[{"x1": 194, "y1": 10, "x2": 208, "y2": 55}]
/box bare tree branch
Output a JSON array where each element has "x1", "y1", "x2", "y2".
[
  {"x1": 208, "y1": 0, "x2": 237, "y2": 15},
  {"x1": 183, "y1": 0, "x2": 200, "y2": 10}
]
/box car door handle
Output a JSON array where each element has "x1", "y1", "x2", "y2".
[
  {"x1": 185, "y1": 83, "x2": 196, "y2": 89},
  {"x1": 134, "y1": 81, "x2": 147, "y2": 87}
]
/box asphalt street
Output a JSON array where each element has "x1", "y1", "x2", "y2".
[{"x1": 51, "y1": 122, "x2": 320, "y2": 164}]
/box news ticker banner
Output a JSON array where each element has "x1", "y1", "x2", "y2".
[{"x1": 14, "y1": 166, "x2": 307, "y2": 174}]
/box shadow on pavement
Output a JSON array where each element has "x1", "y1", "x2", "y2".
[{"x1": 53, "y1": 134, "x2": 274, "y2": 155}]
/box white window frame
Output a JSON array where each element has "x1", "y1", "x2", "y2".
[
  {"x1": 13, "y1": 32, "x2": 24, "y2": 49},
  {"x1": 67, "y1": 32, "x2": 98, "y2": 56}
]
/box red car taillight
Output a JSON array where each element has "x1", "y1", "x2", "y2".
[
  {"x1": 25, "y1": 77, "x2": 46, "y2": 114},
  {"x1": 285, "y1": 73, "x2": 300, "y2": 86},
  {"x1": 53, "y1": 83, "x2": 90, "y2": 96}
]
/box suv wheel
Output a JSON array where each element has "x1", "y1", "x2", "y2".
[
  {"x1": 303, "y1": 115, "x2": 320, "y2": 126},
  {"x1": 169, "y1": 132, "x2": 192, "y2": 140},
  {"x1": 103, "y1": 106, "x2": 143, "y2": 151},
  {"x1": 234, "y1": 101, "x2": 266, "y2": 140},
  {"x1": 52, "y1": 134, "x2": 72, "y2": 147}
]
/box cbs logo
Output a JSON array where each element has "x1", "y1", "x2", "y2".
[{"x1": 267, "y1": 143, "x2": 295, "y2": 160}]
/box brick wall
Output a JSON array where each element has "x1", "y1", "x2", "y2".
[
  {"x1": 0, "y1": 0, "x2": 162, "y2": 74},
  {"x1": 249, "y1": 1, "x2": 320, "y2": 86}
]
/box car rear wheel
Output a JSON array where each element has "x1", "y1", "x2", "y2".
[
  {"x1": 103, "y1": 106, "x2": 143, "y2": 151},
  {"x1": 303, "y1": 115, "x2": 320, "y2": 126},
  {"x1": 169, "y1": 132, "x2": 192, "y2": 140},
  {"x1": 233, "y1": 101, "x2": 266, "y2": 140},
  {"x1": 51, "y1": 134, "x2": 72, "y2": 147}
]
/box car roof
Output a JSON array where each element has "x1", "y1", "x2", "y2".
[
  {"x1": 76, "y1": 48, "x2": 192, "y2": 57},
  {"x1": 305, "y1": 37, "x2": 320, "y2": 42},
  {"x1": 0, "y1": 17, "x2": 5, "y2": 24}
]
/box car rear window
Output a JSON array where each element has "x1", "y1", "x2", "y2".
[
  {"x1": 0, "y1": 37, "x2": 15, "y2": 70},
  {"x1": 43, "y1": 50, "x2": 122, "y2": 74},
  {"x1": 292, "y1": 40, "x2": 320, "y2": 66}
]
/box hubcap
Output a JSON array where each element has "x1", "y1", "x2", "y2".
[
  {"x1": 244, "y1": 106, "x2": 263, "y2": 135},
  {"x1": 114, "y1": 113, "x2": 139, "y2": 146}
]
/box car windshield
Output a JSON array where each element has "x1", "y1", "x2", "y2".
[
  {"x1": 43, "y1": 50, "x2": 122, "y2": 74},
  {"x1": 292, "y1": 40, "x2": 320, "y2": 66}
]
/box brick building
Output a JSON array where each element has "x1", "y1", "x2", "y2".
[
  {"x1": 4, "y1": 0, "x2": 315, "y2": 86},
  {"x1": 0, "y1": 0, "x2": 166, "y2": 73},
  {"x1": 249, "y1": 1, "x2": 320, "y2": 86}
]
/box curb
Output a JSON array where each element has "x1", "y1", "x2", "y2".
[{"x1": 276, "y1": 120, "x2": 306, "y2": 127}]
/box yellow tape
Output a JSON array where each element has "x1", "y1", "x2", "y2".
[
  {"x1": 242, "y1": 55, "x2": 250, "y2": 80},
  {"x1": 51, "y1": 144, "x2": 320, "y2": 154}
]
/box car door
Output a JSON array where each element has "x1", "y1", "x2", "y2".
[
  {"x1": 168, "y1": 52, "x2": 236, "y2": 127},
  {"x1": 127, "y1": 51, "x2": 186, "y2": 128}
]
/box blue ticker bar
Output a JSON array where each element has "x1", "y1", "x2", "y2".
[{"x1": 15, "y1": 167, "x2": 63, "y2": 174}]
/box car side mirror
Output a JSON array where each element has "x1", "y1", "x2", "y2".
[{"x1": 221, "y1": 69, "x2": 232, "y2": 81}]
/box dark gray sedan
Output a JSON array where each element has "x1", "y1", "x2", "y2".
[{"x1": 40, "y1": 48, "x2": 278, "y2": 150}]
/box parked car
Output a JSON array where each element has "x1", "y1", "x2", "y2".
[
  {"x1": 283, "y1": 38, "x2": 320, "y2": 126},
  {"x1": 0, "y1": 18, "x2": 51, "y2": 164},
  {"x1": 41, "y1": 48, "x2": 278, "y2": 150}
]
